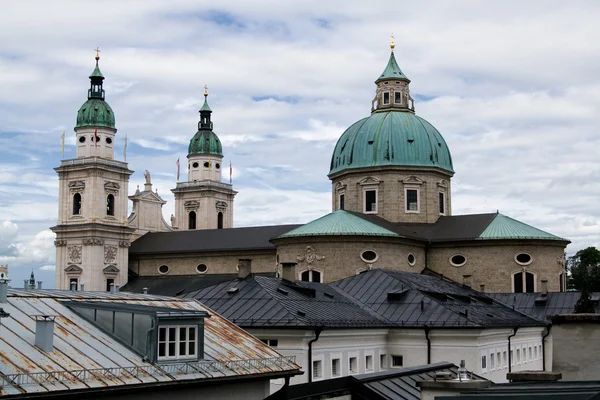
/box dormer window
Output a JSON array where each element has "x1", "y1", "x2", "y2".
[
  {"x1": 383, "y1": 92, "x2": 390, "y2": 105},
  {"x1": 158, "y1": 325, "x2": 197, "y2": 361}
]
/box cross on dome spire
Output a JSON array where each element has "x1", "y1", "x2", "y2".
[
  {"x1": 95, "y1": 47, "x2": 101, "y2": 61},
  {"x1": 390, "y1": 33, "x2": 395, "y2": 52}
]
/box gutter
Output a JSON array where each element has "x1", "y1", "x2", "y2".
[
  {"x1": 424, "y1": 326, "x2": 431, "y2": 364},
  {"x1": 307, "y1": 327, "x2": 323, "y2": 383},
  {"x1": 507, "y1": 327, "x2": 519, "y2": 373},
  {"x1": 542, "y1": 324, "x2": 552, "y2": 371}
]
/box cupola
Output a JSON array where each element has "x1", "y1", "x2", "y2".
[
  {"x1": 75, "y1": 51, "x2": 116, "y2": 130},
  {"x1": 188, "y1": 87, "x2": 223, "y2": 157}
]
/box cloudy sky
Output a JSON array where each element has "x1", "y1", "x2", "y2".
[{"x1": 1, "y1": 0, "x2": 600, "y2": 288}]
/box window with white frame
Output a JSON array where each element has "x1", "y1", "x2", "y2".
[
  {"x1": 481, "y1": 354, "x2": 487, "y2": 370},
  {"x1": 383, "y1": 92, "x2": 390, "y2": 105},
  {"x1": 380, "y1": 353, "x2": 387, "y2": 370},
  {"x1": 439, "y1": 192, "x2": 446, "y2": 215},
  {"x1": 405, "y1": 188, "x2": 419, "y2": 213},
  {"x1": 157, "y1": 325, "x2": 197, "y2": 360},
  {"x1": 349, "y1": 357, "x2": 358, "y2": 374},
  {"x1": 534, "y1": 346, "x2": 538, "y2": 359},
  {"x1": 516, "y1": 348, "x2": 521, "y2": 364},
  {"x1": 312, "y1": 360, "x2": 322, "y2": 379},
  {"x1": 332, "y1": 358, "x2": 341, "y2": 377},
  {"x1": 300, "y1": 269, "x2": 322, "y2": 283},
  {"x1": 260, "y1": 339, "x2": 279, "y2": 347},
  {"x1": 366, "y1": 355, "x2": 373, "y2": 371},
  {"x1": 497, "y1": 352, "x2": 501, "y2": 368},
  {"x1": 394, "y1": 91, "x2": 402, "y2": 104},
  {"x1": 513, "y1": 271, "x2": 535, "y2": 293},
  {"x1": 364, "y1": 189, "x2": 377, "y2": 213},
  {"x1": 490, "y1": 353, "x2": 495, "y2": 369},
  {"x1": 338, "y1": 193, "x2": 345, "y2": 210}
]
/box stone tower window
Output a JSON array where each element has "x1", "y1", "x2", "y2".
[
  {"x1": 514, "y1": 253, "x2": 532, "y2": 265},
  {"x1": 407, "y1": 253, "x2": 416, "y2": 266},
  {"x1": 106, "y1": 194, "x2": 115, "y2": 216},
  {"x1": 188, "y1": 211, "x2": 196, "y2": 230},
  {"x1": 196, "y1": 264, "x2": 208, "y2": 274},
  {"x1": 339, "y1": 194, "x2": 345, "y2": 210},
  {"x1": 300, "y1": 270, "x2": 322, "y2": 283},
  {"x1": 383, "y1": 92, "x2": 390, "y2": 105},
  {"x1": 439, "y1": 192, "x2": 445, "y2": 215},
  {"x1": 106, "y1": 278, "x2": 114, "y2": 292},
  {"x1": 364, "y1": 190, "x2": 377, "y2": 214},
  {"x1": 450, "y1": 254, "x2": 467, "y2": 267},
  {"x1": 394, "y1": 92, "x2": 402, "y2": 104},
  {"x1": 192, "y1": 162, "x2": 199, "y2": 168},
  {"x1": 405, "y1": 188, "x2": 419, "y2": 213},
  {"x1": 360, "y1": 250, "x2": 378, "y2": 263},
  {"x1": 217, "y1": 212, "x2": 223, "y2": 229},
  {"x1": 79, "y1": 136, "x2": 86, "y2": 143},
  {"x1": 158, "y1": 265, "x2": 169, "y2": 274},
  {"x1": 513, "y1": 271, "x2": 535, "y2": 293},
  {"x1": 73, "y1": 193, "x2": 82, "y2": 215}
]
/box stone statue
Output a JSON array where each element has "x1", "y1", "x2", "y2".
[
  {"x1": 144, "y1": 170, "x2": 151, "y2": 184},
  {"x1": 171, "y1": 214, "x2": 176, "y2": 227}
]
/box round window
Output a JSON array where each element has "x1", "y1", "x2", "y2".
[
  {"x1": 158, "y1": 265, "x2": 169, "y2": 274},
  {"x1": 197, "y1": 264, "x2": 208, "y2": 273},
  {"x1": 407, "y1": 253, "x2": 416, "y2": 266},
  {"x1": 450, "y1": 254, "x2": 467, "y2": 267},
  {"x1": 204, "y1": 162, "x2": 210, "y2": 168},
  {"x1": 94, "y1": 135, "x2": 101, "y2": 142},
  {"x1": 78, "y1": 136, "x2": 86, "y2": 143},
  {"x1": 215, "y1": 163, "x2": 220, "y2": 169},
  {"x1": 515, "y1": 253, "x2": 532, "y2": 265},
  {"x1": 192, "y1": 162, "x2": 199, "y2": 168},
  {"x1": 106, "y1": 137, "x2": 112, "y2": 144},
  {"x1": 360, "y1": 250, "x2": 378, "y2": 263}
]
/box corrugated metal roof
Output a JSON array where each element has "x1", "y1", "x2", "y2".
[
  {"x1": 0, "y1": 289, "x2": 299, "y2": 396},
  {"x1": 276, "y1": 210, "x2": 400, "y2": 239},
  {"x1": 479, "y1": 213, "x2": 568, "y2": 241}
]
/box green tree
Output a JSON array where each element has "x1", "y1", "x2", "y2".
[{"x1": 568, "y1": 247, "x2": 600, "y2": 313}]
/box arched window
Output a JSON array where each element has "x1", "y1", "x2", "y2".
[
  {"x1": 513, "y1": 271, "x2": 535, "y2": 293},
  {"x1": 300, "y1": 270, "x2": 322, "y2": 283},
  {"x1": 73, "y1": 193, "x2": 82, "y2": 215},
  {"x1": 217, "y1": 212, "x2": 223, "y2": 229},
  {"x1": 106, "y1": 194, "x2": 115, "y2": 216},
  {"x1": 188, "y1": 211, "x2": 196, "y2": 230}
]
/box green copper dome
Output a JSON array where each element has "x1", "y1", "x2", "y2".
[
  {"x1": 329, "y1": 111, "x2": 454, "y2": 175},
  {"x1": 188, "y1": 94, "x2": 223, "y2": 156},
  {"x1": 75, "y1": 59, "x2": 116, "y2": 129}
]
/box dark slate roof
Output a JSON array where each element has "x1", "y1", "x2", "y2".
[
  {"x1": 266, "y1": 362, "x2": 472, "y2": 400},
  {"x1": 488, "y1": 292, "x2": 600, "y2": 323},
  {"x1": 185, "y1": 275, "x2": 387, "y2": 328},
  {"x1": 186, "y1": 269, "x2": 544, "y2": 329},
  {"x1": 129, "y1": 224, "x2": 301, "y2": 255},
  {"x1": 121, "y1": 273, "x2": 276, "y2": 297},
  {"x1": 436, "y1": 380, "x2": 600, "y2": 400},
  {"x1": 332, "y1": 269, "x2": 545, "y2": 328}
]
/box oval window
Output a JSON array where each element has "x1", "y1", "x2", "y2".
[
  {"x1": 192, "y1": 162, "x2": 199, "y2": 168},
  {"x1": 215, "y1": 163, "x2": 220, "y2": 169},
  {"x1": 360, "y1": 250, "x2": 378, "y2": 262},
  {"x1": 515, "y1": 253, "x2": 532, "y2": 265},
  {"x1": 204, "y1": 162, "x2": 210, "y2": 168},
  {"x1": 407, "y1": 253, "x2": 416, "y2": 266},
  {"x1": 197, "y1": 264, "x2": 208, "y2": 273},
  {"x1": 94, "y1": 135, "x2": 101, "y2": 142},
  {"x1": 158, "y1": 265, "x2": 169, "y2": 274},
  {"x1": 450, "y1": 254, "x2": 467, "y2": 267},
  {"x1": 106, "y1": 137, "x2": 112, "y2": 144},
  {"x1": 78, "y1": 136, "x2": 86, "y2": 143}
]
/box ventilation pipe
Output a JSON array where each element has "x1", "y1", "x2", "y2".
[
  {"x1": 70, "y1": 281, "x2": 77, "y2": 291},
  {"x1": 34, "y1": 315, "x2": 56, "y2": 352},
  {"x1": 23, "y1": 280, "x2": 28, "y2": 289},
  {"x1": 238, "y1": 259, "x2": 252, "y2": 279},
  {"x1": 37, "y1": 281, "x2": 42, "y2": 290},
  {"x1": 0, "y1": 278, "x2": 9, "y2": 303},
  {"x1": 142, "y1": 287, "x2": 148, "y2": 294},
  {"x1": 109, "y1": 283, "x2": 115, "y2": 293},
  {"x1": 115, "y1": 284, "x2": 120, "y2": 293},
  {"x1": 479, "y1": 284, "x2": 485, "y2": 293},
  {"x1": 80, "y1": 284, "x2": 85, "y2": 291},
  {"x1": 281, "y1": 262, "x2": 297, "y2": 282},
  {"x1": 541, "y1": 279, "x2": 548, "y2": 295},
  {"x1": 462, "y1": 274, "x2": 472, "y2": 288}
]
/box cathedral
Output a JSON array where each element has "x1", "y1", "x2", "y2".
[{"x1": 52, "y1": 44, "x2": 570, "y2": 293}]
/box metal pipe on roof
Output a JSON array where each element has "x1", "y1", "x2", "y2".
[
  {"x1": 0, "y1": 279, "x2": 9, "y2": 303},
  {"x1": 424, "y1": 326, "x2": 431, "y2": 364},
  {"x1": 542, "y1": 324, "x2": 552, "y2": 371},
  {"x1": 307, "y1": 327, "x2": 323, "y2": 383},
  {"x1": 507, "y1": 327, "x2": 519, "y2": 374}
]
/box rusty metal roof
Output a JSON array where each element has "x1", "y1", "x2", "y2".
[{"x1": 0, "y1": 289, "x2": 300, "y2": 396}]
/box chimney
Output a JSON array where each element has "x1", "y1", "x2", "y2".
[
  {"x1": 281, "y1": 262, "x2": 297, "y2": 282},
  {"x1": 541, "y1": 279, "x2": 548, "y2": 295},
  {"x1": 34, "y1": 315, "x2": 56, "y2": 352},
  {"x1": 24, "y1": 280, "x2": 28, "y2": 289},
  {"x1": 70, "y1": 281, "x2": 77, "y2": 291},
  {"x1": 115, "y1": 284, "x2": 120, "y2": 293},
  {"x1": 142, "y1": 287, "x2": 148, "y2": 294},
  {"x1": 0, "y1": 279, "x2": 9, "y2": 303},
  {"x1": 479, "y1": 284, "x2": 485, "y2": 293},
  {"x1": 80, "y1": 284, "x2": 84, "y2": 291},
  {"x1": 37, "y1": 281, "x2": 42, "y2": 290},
  {"x1": 109, "y1": 283, "x2": 115, "y2": 293},
  {"x1": 238, "y1": 259, "x2": 252, "y2": 279},
  {"x1": 462, "y1": 274, "x2": 472, "y2": 288}
]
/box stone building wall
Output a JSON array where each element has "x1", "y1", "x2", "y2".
[
  {"x1": 428, "y1": 242, "x2": 566, "y2": 293},
  {"x1": 551, "y1": 315, "x2": 600, "y2": 380},
  {"x1": 330, "y1": 167, "x2": 452, "y2": 223}
]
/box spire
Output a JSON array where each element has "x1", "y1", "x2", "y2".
[
  {"x1": 377, "y1": 50, "x2": 409, "y2": 82},
  {"x1": 198, "y1": 85, "x2": 213, "y2": 130},
  {"x1": 372, "y1": 41, "x2": 415, "y2": 113},
  {"x1": 200, "y1": 85, "x2": 212, "y2": 112},
  {"x1": 88, "y1": 49, "x2": 105, "y2": 100},
  {"x1": 28, "y1": 270, "x2": 35, "y2": 289}
]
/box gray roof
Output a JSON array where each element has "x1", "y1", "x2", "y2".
[
  {"x1": 488, "y1": 292, "x2": 600, "y2": 323},
  {"x1": 185, "y1": 269, "x2": 545, "y2": 329},
  {"x1": 0, "y1": 288, "x2": 299, "y2": 396},
  {"x1": 129, "y1": 224, "x2": 301, "y2": 255},
  {"x1": 436, "y1": 380, "x2": 600, "y2": 400}
]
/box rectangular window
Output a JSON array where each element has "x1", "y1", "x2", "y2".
[
  {"x1": 503, "y1": 351, "x2": 507, "y2": 367},
  {"x1": 69, "y1": 278, "x2": 78, "y2": 290},
  {"x1": 528, "y1": 347, "x2": 532, "y2": 361},
  {"x1": 349, "y1": 357, "x2": 358, "y2": 374},
  {"x1": 525, "y1": 273, "x2": 535, "y2": 293},
  {"x1": 260, "y1": 339, "x2": 278, "y2": 347},
  {"x1": 516, "y1": 348, "x2": 520, "y2": 363},
  {"x1": 481, "y1": 355, "x2": 487, "y2": 370},
  {"x1": 106, "y1": 278, "x2": 114, "y2": 292},
  {"x1": 366, "y1": 355, "x2": 373, "y2": 371},
  {"x1": 439, "y1": 192, "x2": 445, "y2": 215},
  {"x1": 392, "y1": 355, "x2": 403, "y2": 367},
  {"x1": 405, "y1": 188, "x2": 419, "y2": 212},
  {"x1": 157, "y1": 325, "x2": 197, "y2": 361},
  {"x1": 383, "y1": 92, "x2": 390, "y2": 104},
  {"x1": 490, "y1": 353, "x2": 495, "y2": 369},
  {"x1": 534, "y1": 346, "x2": 538, "y2": 359},
  {"x1": 514, "y1": 273, "x2": 524, "y2": 293},
  {"x1": 332, "y1": 358, "x2": 341, "y2": 377},
  {"x1": 380, "y1": 354, "x2": 387, "y2": 369},
  {"x1": 312, "y1": 360, "x2": 322, "y2": 379},
  {"x1": 339, "y1": 193, "x2": 345, "y2": 210},
  {"x1": 364, "y1": 190, "x2": 377, "y2": 213},
  {"x1": 394, "y1": 91, "x2": 402, "y2": 104}
]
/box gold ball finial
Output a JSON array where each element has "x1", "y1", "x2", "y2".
[
  {"x1": 95, "y1": 47, "x2": 101, "y2": 61},
  {"x1": 204, "y1": 84, "x2": 208, "y2": 97},
  {"x1": 390, "y1": 33, "x2": 395, "y2": 51}
]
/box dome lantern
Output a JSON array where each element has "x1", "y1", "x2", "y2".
[
  {"x1": 75, "y1": 51, "x2": 116, "y2": 130},
  {"x1": 188, "y1": 87, "x2": 223, "y2": 157}
]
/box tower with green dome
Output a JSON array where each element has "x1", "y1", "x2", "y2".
[
  {"x1": 328, "y1": 40, "x2": 454, "y2": 224},
  {"x1": 171, "y1": 88, "x2": 237, "y2": 231},
  {"x1": 52, "y1": 52, "x2": 134, "y2": 292}
]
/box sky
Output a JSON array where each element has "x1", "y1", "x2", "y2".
[{"x1": 1, "y1": 0, "x2": 600, "y2": 288}]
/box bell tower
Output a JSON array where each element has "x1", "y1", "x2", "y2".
[
  {"x1": 171, "y1": 88, "x2": 237, "y2": 230},
  {"x1": 51, "y1": 51, "x2": 134, "y2": 291}
]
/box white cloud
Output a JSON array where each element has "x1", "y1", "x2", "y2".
[{"x1": 40, "y1": 265, "x2": 56, "y2": 271}]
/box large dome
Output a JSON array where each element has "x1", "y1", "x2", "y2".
[
  {"x1": 329, "y1": 111, "x2": 453, "y2": 175},
  {"x1": 188, "y1": 130, "x2": 223, "y2": 156},
  {"x1": 76, "y1": 98, "x2": 116, "y2": 129}
]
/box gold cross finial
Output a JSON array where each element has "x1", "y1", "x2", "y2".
[
  {"x1": 204, "y1": 84, "x2": 208, "y2": 97},
  {"x1": 390, "y1": 33, "x2": 395, "y2": 51},
  {"x1": 95, "y1": 47, "x2": 101, "y2": 61}
]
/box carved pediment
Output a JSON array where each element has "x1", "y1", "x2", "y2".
[
  {"x1": 103, "y1": 265, "x2": 120, "y2": 274},
  {"x1": 184, "y1": 200, "x2": 200, "y2": 210},
  {"x1": 104, "y1": 181, "x2": 120, "y2": 191},
  {"x1": 437, "y1": 179, "x2": 449, "y2": 189},
  {"x1": 401, "y1": 176, "x2": 424, "y2": 185},
  {"x1": 65, "y1": 265, "x2": 83, "y2": 274},
  {"x1": 358, "y1": 176, "x2": 381, "y2": 186},
  {"x1": 68, "y1": 181, "x2": 85, "y2": 193},
  {"x1": 334, "y1": 181, "x2": 347, "y2": 191},
  {"x1": 215, "y1": 201, "x2": 228, "y2": 210}
]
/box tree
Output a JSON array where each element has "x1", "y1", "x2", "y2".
[{"x1": 568, "y1": 247, "x2": 600, "y2": 313}]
